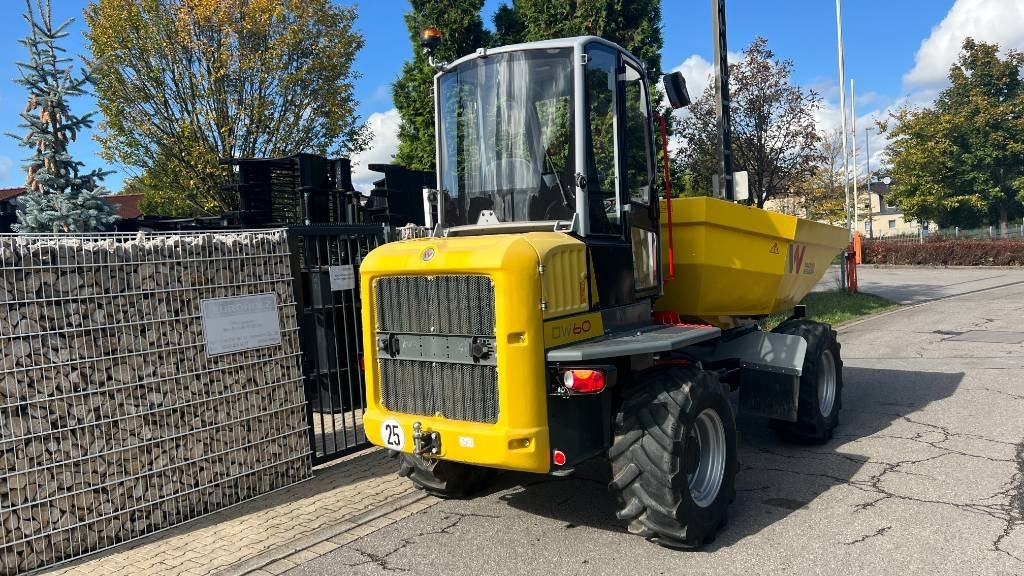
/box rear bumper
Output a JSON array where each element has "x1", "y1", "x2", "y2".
[{"x1": 363, "y1": 410, "x2": 551, "y2": 474}]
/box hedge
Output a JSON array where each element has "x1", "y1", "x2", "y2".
[{"x1": 862, "y1": 238, "x2": 1024, "y2": 266}]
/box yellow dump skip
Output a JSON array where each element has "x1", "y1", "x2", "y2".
[{"x1": 655, "y1": 197, "x2": 849, "y2": 327}]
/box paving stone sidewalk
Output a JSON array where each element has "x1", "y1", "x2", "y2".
[{"x1": 38, "y1": 448, "x2": 438, "y2": 576}]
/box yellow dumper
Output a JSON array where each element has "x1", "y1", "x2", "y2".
[
  {"x1": 657, "y1": 197, "x2": 849, "y2": 326},
  {"x1": 359, "y1": 34, "x2": 850, "y2": 549}
]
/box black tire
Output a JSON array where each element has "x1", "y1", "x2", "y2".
[
  {"x1": 397, "y1": 454, "x2": 496, "y2": 499},
  {"x1": 770, "y1": 319, "x2": 843, "y2": 443},
  {"x1": 609, "y1": 365, "x2": 737, "y2": 549}
]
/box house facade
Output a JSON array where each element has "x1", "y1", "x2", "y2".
[{"x1": 763, "y1": 180, "x2": 934, "y2": 237}]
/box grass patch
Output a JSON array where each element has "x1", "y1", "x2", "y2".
[{"x1": 760, "y1": 291, "x2": 897, "y2": 331}]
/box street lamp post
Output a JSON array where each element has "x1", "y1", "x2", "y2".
[
  {"x1": 865, "y1": 126, "x2": 875, "y2": 238},
  {"x1": 835, "y1": 0, "x2": 850, "y2": 292},
  {"x1": 851, "y1": 79, "x2": 858, "y2": 233}
]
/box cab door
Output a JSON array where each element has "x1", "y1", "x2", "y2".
[
  {"x1": 581, "y1": 43, "x2": 659, "y2": 307},
  {"x1": 619, "y1": 59, "x2": 660, "y2": 298}
]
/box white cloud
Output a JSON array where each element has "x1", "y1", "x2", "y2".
[
  {"x1": 904, "y1": 0, "x2": 1024, "y2": 88},
  {"x1": 350, "y1": 108, "x2": 401, "y2": 193},
  {"x1": 665, "y1": 51, "x2": 742, "y2": 106},
  {"x1": 808, "y1": 82, "x2": 907, "y2": 182},
  {"x1": 0, "y1": 156, "x2": 12, "y2": 181},
  {"x1": 663, "y1": 53, "x2": 742, "y2": 153},
  {"x1": 669, "y1": 54, "x2": 715, "y2": 105},
  {"x1": 369, "y1": 84, "x2": 392, "y2": 104}
]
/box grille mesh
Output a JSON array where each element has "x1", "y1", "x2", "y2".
[
  {"x1": 375, "y1": 275, "x2": 495, "y2": 335},
  {"x1": 375, "y1": 274, "x2": 499, "y2": 423},
  {"x1": 379, "y1": 359, "x2": 499, "y2": 423}
]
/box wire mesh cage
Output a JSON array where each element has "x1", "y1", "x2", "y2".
[{"x1": 0, "y1": 230, "x2": 310, "y2": 574}]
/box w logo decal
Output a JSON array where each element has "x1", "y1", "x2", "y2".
[{"x1": 787, "y1": 243, "x2": 806, "y2": 274}]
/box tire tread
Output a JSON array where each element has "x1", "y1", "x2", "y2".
[
  {"x1": 771, "y1": 319, "x2": 844, "y2": 443},
  {"x1": 609, "y1": 365, "x2": 737, "y2": 549}
]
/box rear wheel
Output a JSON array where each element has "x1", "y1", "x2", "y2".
[
  {"x1": 770, "y1": 319, "x2": 843, "y2": 443},
  {"x1": 609, "y1": 365, "x2": 737, "y2": 549},
  {"x1": 397, "y1": 454, "x2": 496, "y2": 499}
]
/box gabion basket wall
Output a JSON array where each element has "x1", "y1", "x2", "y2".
[{"x1": 0, "y1": 231, "x2": 311, "y2": 575}]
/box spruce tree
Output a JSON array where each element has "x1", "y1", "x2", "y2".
[
  {"x1": 493, "y1": 0, "x2": 665, "y2": 79},
  {"x1": 393, "y1": 1, "x2": 490, "y2": 170},
  {"x1": 494, "y1": 0, "x2": 673, "y2": 194},
  {"x1": 11, "y1": 0, "x2": 117, "y2": 233}
]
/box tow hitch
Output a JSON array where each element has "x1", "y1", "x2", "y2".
[{"x1": 412, "y1": 422, "x2": 441, "y2": 455}]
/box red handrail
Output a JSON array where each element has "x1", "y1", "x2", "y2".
[{"x1": 658, "y1": 113, "x2": 676, "y2": 281}]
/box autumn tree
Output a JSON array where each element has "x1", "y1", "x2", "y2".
[
  {"x1": 392, "y1": 1, "x2": 490, "y2": 171},
  {"x1": 798, "y1": 128, "x2": 847, "y2": 225},
  {"x1": 11, "y1": 0, "x2": 117, "y2": 233},
  {"x1": 85, "y1": 0, "x2": 368, "y2": 217},
  {"x1": 675, "y1": 37, "x2": 821, "y2": 208},
  {"x1": 883, "y1": 38, "x2": 1024, "y2": 232}
]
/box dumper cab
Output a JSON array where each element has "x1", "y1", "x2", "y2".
[{"x1": 359, "y1": 35, "x2": 847, "y2": 548}]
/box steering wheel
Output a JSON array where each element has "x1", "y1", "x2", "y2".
[
  {"x1": 543, "y1": 199, "x2": 571, "y2": 220},
  {"x1": 487, "y1": 158, "x2": 541, "y2": 189}
]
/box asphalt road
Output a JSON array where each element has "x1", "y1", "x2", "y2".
[
  {"x1": 289, "y1": 270, "x2": 1024, "y2": 576},
  {"x1": 818, "y1": 264, "x2": 1024, "y2": 305}
]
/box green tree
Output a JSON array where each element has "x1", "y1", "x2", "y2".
[
  {"x1": 676, "y1": 37, "x2": 821, "y2": 208},
  {"x1": 883, "y1": 38, "x2": 1024, "y2": 232},
  {"x1": 10, "y1": 0, "x2": 118, "y2": 233},
  {"x1": 494, "y1": 0, "x2": 663, "y2": 78},
  {"x1": 85, "y1": 0, "x2": 368, "y2": 217},
  {"x1": 494, "y1": 0, "x2": 672, "y2": 191},
  {"x1": 392, "y1": 1, "x2": 490, "y2": 171}
]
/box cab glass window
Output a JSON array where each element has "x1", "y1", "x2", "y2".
[
  {"x1": 623, "y1": 62, "x2": 652, "y2": 205},
  {"x1": 585, "y1": 45, "x2": 621, "y2": 235}
]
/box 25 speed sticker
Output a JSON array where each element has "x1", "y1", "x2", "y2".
[{"x1": 380, "y1": 419, "x2": 405, "y2": 451}]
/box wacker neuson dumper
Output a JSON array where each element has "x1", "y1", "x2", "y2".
[{"x1": 359, "y1": 34, "x2": 848, "y2": 548}]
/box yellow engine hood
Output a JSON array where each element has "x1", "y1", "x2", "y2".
[{"x1": 359, "y1": 231, "x2": 591, "y2": 474}]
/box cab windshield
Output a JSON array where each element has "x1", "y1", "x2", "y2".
[{"x1": 438, "y1": 48, "x2": 575, "y2": 227}]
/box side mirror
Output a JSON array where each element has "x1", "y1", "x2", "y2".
[{"x1": 663, "y1": 72, "x2": 691, "y2": 109}]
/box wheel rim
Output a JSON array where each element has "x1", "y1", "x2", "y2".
[
  {"x1": 687, "y1": 408, "x2": 726, "y2": 508},
  {"x1": 818, "y1": 349, "x2": 837, "y2": 417}
]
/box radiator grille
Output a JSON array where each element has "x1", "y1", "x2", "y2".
[
  {"x1": 375, "y1": 275, "x2": 495, "y2": 335},
  {"x1": 379, "y1": 359, "x2": 499, "y2": 423},
  {"x1": 375, "y1": 274, "x2": 499, "y2": 423}
]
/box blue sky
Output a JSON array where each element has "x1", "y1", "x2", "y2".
[{"x1": 0, "y1": 0, "x2": 1021, "y2": 194}]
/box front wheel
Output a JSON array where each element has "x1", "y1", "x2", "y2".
[
  {"x1": 397, "y1": 454, "x2": 496, "y2": 499},
  {"x1": 770, "y1": 319, "x2": 843, "y2": 443},
  {"x1": 609, "y1": 365, "x2": 737, "y2": 549}
]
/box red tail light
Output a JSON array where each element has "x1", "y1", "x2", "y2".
[
  {"x1": 553, "y1": 450, "x2": 567, "y2": 466},
  {"x1": 562, "y1": 369, "x2": 605, "y2": 394}
]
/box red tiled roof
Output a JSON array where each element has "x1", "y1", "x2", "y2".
[
  {"x1": 0, "y1": 187, "x2": 25, "y2": 202},
  {"x1": 0, "y1": 188, "x2": 144, "y2": 219},
  {"x1": 108, "y1": 194, "x2": 144, "y2": 219}
]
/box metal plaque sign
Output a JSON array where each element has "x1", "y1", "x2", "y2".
[
  {"x1": 200, "y1": 293, "x2": 282, "y2": 356},
  {"x1": 328, "y1": 264, "x2": 356, "y2": 291}
]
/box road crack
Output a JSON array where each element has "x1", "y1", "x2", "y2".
[
  {"x1": 991, "y1": 440, "x2": 1024, "y2": 563},
  {"x1": 844, "y1": 525, "x2": 891, "y2": 545},
  {"x1": 342, "y1": 511, "x2": 499, "y2": 571},
  {"x1": 746, "y1": 415, "x2": 1020, "y2": 538}
]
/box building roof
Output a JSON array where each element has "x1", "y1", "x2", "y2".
[
  {"x1": 0, "y1": 187, "x2": 25, "y2": 202},
  {"x1": 0, "y1": 188, "x2": 144, "y2": 219},
  {"x1": 108, "y1": 194, "x2": 143, "y2": 219}
]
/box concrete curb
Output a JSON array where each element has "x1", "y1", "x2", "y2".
[{"x1": 212, "y1": 490, "x2": 430, "y2": 576}]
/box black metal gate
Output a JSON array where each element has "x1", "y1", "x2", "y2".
[{"x1": 288, "y1": 224, "x2": 390, "y2": 464}]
